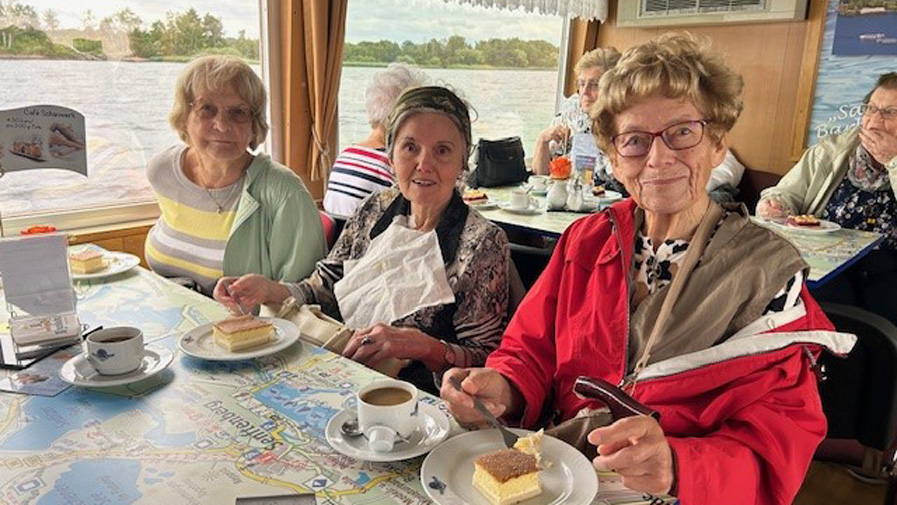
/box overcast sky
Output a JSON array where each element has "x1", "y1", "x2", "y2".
[{"x1": 36, "y1": 0, "x2": 561, "y2": 43}]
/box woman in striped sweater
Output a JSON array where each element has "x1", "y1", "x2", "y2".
[{"x1": 323, "y1": 63, "x2": 429, "y2": 216}]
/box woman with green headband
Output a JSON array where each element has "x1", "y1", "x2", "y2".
[{"x1": 215, "y1": 86, "x2": 510, "y2": 393}]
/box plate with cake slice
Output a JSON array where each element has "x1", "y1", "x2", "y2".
[
  {"x1": 70, "y1": 249, "x2": 141, "y2": 281},
  {"x1": 421, "y1": 429, "x2": 597, "y2": 505},
  {"x1": 781, "y1": 214, "x2": 841, "y2": 234},
  {"x1": 178, "y1": 316, "x2": 300, "y2": 360}
]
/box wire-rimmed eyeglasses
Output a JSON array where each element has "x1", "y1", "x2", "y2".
[
  {"x1": 189, "y1": 101, "x2": 255, "y2": 125},
  {"x1": 612, "y1": 120, "x2": 709, "y2": 158},
  {"x1": 860, "y1": 104, "x2": 897, "y2": 121}
]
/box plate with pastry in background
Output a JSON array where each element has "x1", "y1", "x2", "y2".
[
  {"x1": 591, "y1": 185, "x2": 624, "y2": 205},
  {"x1": 178, "y1": 316, "x2": 300, "y2": 360},
  {"x1": 69, "y1": 247, "x2": 141, "y2": 281},
  {"x1": 782, "y1": 214, "x2": 840, "y2": 233},
  {"x1": 463, "y1": 189, "x2": 499, "y2": 210}
]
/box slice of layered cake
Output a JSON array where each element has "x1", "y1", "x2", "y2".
[
  {"x1": 473, "y1": 431, "x2": 542, "y2": 505},
  {"x1": 213, "y1": 315, "x2": 274, "y2": 351},
  {"x1": 786, "y1": 214, "x2": 821, "y2": 227},
  {"x1": 69, "y1": 250, "x2": 105, "y2": 274},
  {"x1": 463, "y1": 189, "x2": 489, "y2": 205}
]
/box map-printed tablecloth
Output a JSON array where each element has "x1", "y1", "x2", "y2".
[{"x1": 0, "y1": 269, "x2": 452, "y2": 505}]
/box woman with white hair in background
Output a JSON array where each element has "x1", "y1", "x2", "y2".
[{"x1": 323, "y1": 63, "x2": 429, "y2": 216}]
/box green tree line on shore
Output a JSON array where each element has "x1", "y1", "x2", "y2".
[
  {"x1": 839, "y1": 0, "x2": 897, "y2": 15},
  {"x1": 344, "y1": 35, "x2": 559, "y2": 69},
  {"x1": 0, "y1": 1, "x2": 258, "y2": 61}
]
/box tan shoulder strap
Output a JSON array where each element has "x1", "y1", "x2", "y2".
[{"x1": 629, "y1": 201, "x2": 724, "y2": 385}]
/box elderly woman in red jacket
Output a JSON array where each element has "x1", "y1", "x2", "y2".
[{"x1": 441, "y1": 33, "x2": 855, "y2": 504}]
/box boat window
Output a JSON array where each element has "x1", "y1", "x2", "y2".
[
  {"x1": 338, "y1": 0, "x2": 564, "y2": 160},
  {"x1": 0, "y1": 1, "x2": 263, "y2": 231}
]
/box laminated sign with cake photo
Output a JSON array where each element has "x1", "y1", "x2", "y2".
[{"x1": 0, "y1": 105, "x2": 87, "y2": 177}]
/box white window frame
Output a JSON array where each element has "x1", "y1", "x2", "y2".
[{"x1": 555, "y1": 15, "x2": 572, "y2": 112}]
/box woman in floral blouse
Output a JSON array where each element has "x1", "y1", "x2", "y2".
[{"x1": 757, "y1": 72, "x2": 897, "y2": 324}]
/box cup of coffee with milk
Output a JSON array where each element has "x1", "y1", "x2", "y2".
[{"x1": 356, "y1": 379, "x2": 419, "y2": 452}]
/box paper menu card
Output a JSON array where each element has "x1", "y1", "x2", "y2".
[
  {"x1": 0, "y1": 105, "x2": 87, "y2": 176},
  {"x1": 0, "y1": 233, "x2": 75, "y2": 317}
]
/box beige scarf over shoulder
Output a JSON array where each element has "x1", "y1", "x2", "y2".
[{"x1": 627, "y1": 202, "x2": 808, "y2": 382}]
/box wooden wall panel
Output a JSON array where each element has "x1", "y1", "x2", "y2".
[{"x1": 597, "y1": 0, "x2": 822, "y2": 175}]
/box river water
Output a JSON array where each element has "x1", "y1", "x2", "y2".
[{"x1": 0, "y1": 60, "x2": 557, "y2": 217}]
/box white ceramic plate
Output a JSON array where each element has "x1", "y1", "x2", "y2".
[
  {"x1": 469, "y1": 200, "x2": 499, "y2": 211},
  {"x1": 59, "y1": 346, "x2": 173, "y2": 387},
  {"x1": 420, "y1": 429, "x2": 598, "y2": 505},
  {"x1": 499, "y1": 201, "x2": 543, "y2": 215},
  {"x1": 782, "y1": 218, "x2": 841, "y2": 234},
  {"x1": 325, "y1": 403, "x2": 451, "y2": 462},
  {"x1": 71, "y1": 251, "x2": 141, "y2": 281},
  {"x1": 178, "y1": 318, "x2": 300, "y2": 361},
  {"x1": 595, "y1": 190, "x2": 624, "y2": 204}
]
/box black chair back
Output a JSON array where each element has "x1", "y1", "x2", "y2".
[{"x1": 819, "y1": 302, "x2": 897, "y2": 452}]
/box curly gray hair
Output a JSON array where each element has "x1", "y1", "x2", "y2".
[{"x1": 365, "y1": 63, "x2": 430, "y2": 129}]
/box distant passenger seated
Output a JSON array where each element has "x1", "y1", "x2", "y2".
[
  {"x1": 533, "y1": 46, "x2": 744, "y2": 200},
  {"x1": 145, "y1": 55, "x2": 324, "y2": 296},
  {"x1": 323, "y1": 63, "x2": 429, "y2": 216},
  {"x1": 757, "y1": 72, "x2": 897, "y2": 325}
]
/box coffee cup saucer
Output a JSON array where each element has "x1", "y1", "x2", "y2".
[
  {"x1": 499, "y1": 201, "x2": 543, "y2": 215},
  {"x1": 59, "y1": 346, "x2": 174, "y2": 387},
  {"x1": 325, "y1": 402, "x2": 451, "y2": 462}
]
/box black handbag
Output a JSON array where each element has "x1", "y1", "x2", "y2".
[{"x1": 468, "y1": 136, "x2": 528, "y2": 188}]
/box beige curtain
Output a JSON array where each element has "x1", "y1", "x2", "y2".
[
  {"x1": 563, "y1": 18, "x2": 601, "y2": 96},
  {"x1": 278, "y1": 0, "x2": 347, "y2": 199}
]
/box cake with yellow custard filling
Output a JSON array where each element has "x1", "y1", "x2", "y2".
[
  {"x1": 69, "y1": 250, "x2": 105, "y2": 274},
  {"x1": 213, "y1": 315, "x2": 274, "y2": 351},
  {"x1": 473, "y1": 431, "x2": 543, "y2": 505}
]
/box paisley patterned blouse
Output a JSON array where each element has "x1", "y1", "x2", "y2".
[{"x1": 287, "y1": 187, "x2": 510, "y2": 378}]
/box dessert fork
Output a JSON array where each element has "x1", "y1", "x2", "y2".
[{"x1": 448, "y1": 376, "x2": 519, "y2": 448}]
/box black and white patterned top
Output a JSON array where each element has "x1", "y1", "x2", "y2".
[
  {"x1": 287, "y1": 187, "x2": 510, "y2": 374},
  {"x1": 632, "y1": 211, "x2": 803, "y2": 314},
  {"x1": 821, "y1": 176, "x2": 897, "y2": 251}
]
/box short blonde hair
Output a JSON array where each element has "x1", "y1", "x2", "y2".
[
  {"x1": 591, "y1": 32, "x2": 743, "y2": 153},
  {"x1": 574, "y1": 46, "x2": 621, "y2": 76},
  {"x1": 169, "y1": 55, "x2": 269, "y2": 150}
]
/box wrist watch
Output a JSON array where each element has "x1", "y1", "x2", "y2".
[{"x1": 441, "y1": 340, "x2": 456, "y2": 367}]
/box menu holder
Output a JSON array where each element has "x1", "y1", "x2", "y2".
[{"x1": 0, "y1": 233, "x2": 82, "y2": 369}]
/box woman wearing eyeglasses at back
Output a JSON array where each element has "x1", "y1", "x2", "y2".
[
  {"x1": 441, "y1": 33, "x2": 850, "y2": 504},
  {"x1": 757, "y1": 72, "x2": 897, "y2": 325},
  {"x1": 532, "y1": 47, "x2": 746, "y2": 201},
  {"x1": 144, "y1": 55, "x2": 325, "y2": 296},
  {"x1": 531, "y1": 47, "x2": 627, "y2": 193}
]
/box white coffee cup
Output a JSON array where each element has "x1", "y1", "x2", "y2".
[
  {"x1": 85, "y1": 326, "x2": 144, "y2": 375},
  {"x1": 357, "y1": 379, "x2": 419, "y2": 452},
  {"x1": 528, "y1": 175, "x2": 548, "y2": 191},
  {"x1": 509, "y1": 189, "x2": 536, "y2": 210}
]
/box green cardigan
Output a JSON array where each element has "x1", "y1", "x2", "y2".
[{"x1": 223, "y1": 154, "x2": 325, "y2": 282}]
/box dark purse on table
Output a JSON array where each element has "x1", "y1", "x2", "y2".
[{"x1": 467, "y1": 136, "x2": 528, "y2": 188}]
